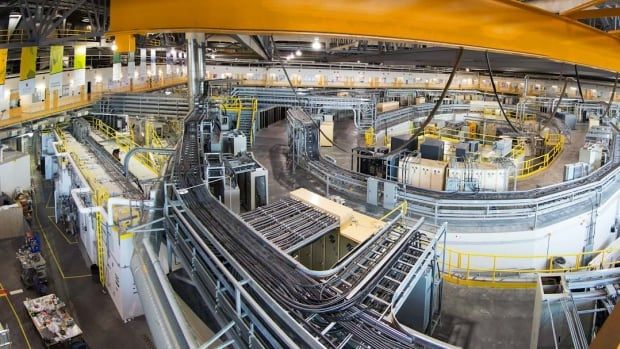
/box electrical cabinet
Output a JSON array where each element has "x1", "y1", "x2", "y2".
[
  {"x1": 420, "y1": 139, "x2": 444, "y2": 161},
  {"x1": 579, "y1": 144, "x2": 604, "y2": 170},
  {"x1": 447, "y1": 162, "x2": 510, "y2": 192},
  {"x1": 398, "y1": 156, "x2": 446, "y2": 191}
]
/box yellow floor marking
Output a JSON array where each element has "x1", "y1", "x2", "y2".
[
  {"x1": 0, "y1": 294, "x2": 32, "y2": 349},
  {"x1": 47, "y1": 216, "x2": 78, "y2": 245},
  {"x1": 45, "y1": 189, "x2": 54, "y2": 208}
]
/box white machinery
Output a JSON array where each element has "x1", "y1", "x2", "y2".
[
  {"x1": 492, "y1": 137, "x2": 513, "y2": 157},
  {"x1": 564, "y1": 162, "x2": 592, "y2": 181},
  {"x1": 579, "y1": 143, "x2": 604, "y2": 170},
  {"x1": 447, "y1": 162, "x2": 510, "y2": 192},
  {"x1": 53, "y1": 128, "x2": 147, "y2": 322},
  {"x1": 221, "y1": 130, "x2": 247, "y2": 156},
  {"x1": 398, "y1": 155, "x2": 447, "y2": 191}
]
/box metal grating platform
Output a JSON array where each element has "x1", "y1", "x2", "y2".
[{"x1": 240, "y1": 197, "x2": 339, "y2": 253}]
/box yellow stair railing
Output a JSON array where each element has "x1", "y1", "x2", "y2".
[
  {"x1": 244, "y1": 98, "x2": 258, "y2": 146},
  {"x1": 94, "y1": 188, "x2": 109, "y2": 286}
]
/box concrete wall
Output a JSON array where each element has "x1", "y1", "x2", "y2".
[
  {"x1": 0, "y1": 151, "x2": 31, "y2": 194},
  {"x1": 446, "y1": 188, "x2": 620, "y2": 270}
]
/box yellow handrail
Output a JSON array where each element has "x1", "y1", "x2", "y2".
[
  {"x1": 89, "y1": 118, "x2": 162, "y2": 175},
  {"x1": 364, "y1": 127, "x2": 375, "y2": 147},
  {"x1": 246, "y1": 98, "x2": 258, "y2": 146},
  {"x1": 380, "y1": 201, "x2": 408, "y2": 221},
  {"x1": 443, "y1": 244, "x2": 620, "y2": 288},
  {"x1": 517, "y1": 134, "x2": 564, "y2": 179},
  {"x1": 423, "y1": 126, "x2": 501, "y2": 146}
]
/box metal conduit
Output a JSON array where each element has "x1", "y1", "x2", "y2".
[{"x1": 123, "y1": 147, "x2": 175, "y2": 176}]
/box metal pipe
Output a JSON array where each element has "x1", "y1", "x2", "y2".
[{"x1": 123, "y1": 147, "x2": 175, "y2": 176}]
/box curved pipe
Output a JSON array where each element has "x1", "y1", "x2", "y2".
[{"x1": 123, "y1": 147, "x2": 175, "y2": 176}]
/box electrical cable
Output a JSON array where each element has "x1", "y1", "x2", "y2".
[
  {"x1": 485, "y1": 51, "x2": 520, "y2": 133},
  {"x1": 275, "y1": 40, "x2": 464, "y2": 161},
  {"x1": 603, "y1": 72, "x2": 618, "y2": 118},
  {"x1": 385, "y1": 47, "x2": 464, "y2": 157},
  {"x1": 574, "y1": 65, "x2": 585, "y2": 103}
]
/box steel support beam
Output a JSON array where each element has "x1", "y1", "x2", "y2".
[
  {"x1": 560, "y1": 0, "x2": 607, "y2": 16},
  {"x1": 110, "y1": 0, "x2": 620, "y2": 72},
  {"x1": 567, "y1": 8, "x2": 620, "y2": 19},
  {"x1": 186, "y1": 32, "x2": 206, "y2": 103},
  {"x1": 231, "y1": 35, "x2": 271, "y2": 60}
]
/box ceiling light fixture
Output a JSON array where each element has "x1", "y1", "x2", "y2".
[
  {"x1": 312, "y1": 38, "x2": 321, "y2": 50},
  {"x1": 295, "y1": 49, "x2": 302, "y2": 57}
]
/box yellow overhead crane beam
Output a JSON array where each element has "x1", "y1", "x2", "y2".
[{"x1": 110, "y1": 0, "x2": 620, "y2": 73}]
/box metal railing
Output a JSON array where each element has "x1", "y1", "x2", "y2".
[
  {"x1": 517, "y1": 134, "x2": 564, "y2": 179},
  {"x1": 58, "y1": 129, "x2": 111, "y2": 285},
  {"x1": 442, "y1": 244, "x2": 620, "y2": 287},
  {"x1": 89, "y1": 118, "x2": 162, "y2": 175},
  {"x1": 0, "y1": 75, "x2": 188, "y2": 129}
]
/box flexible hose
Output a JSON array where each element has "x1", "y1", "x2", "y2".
[
  {"x1": 485, "y1": 51, "x2": 520, "y2": 134},
  {"x1": 385, "y1": 47, "x2": 464, "y2": 156}
]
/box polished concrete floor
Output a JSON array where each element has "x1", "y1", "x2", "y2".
[
  {"x1": 252, "y1": 117, "x2": 537, "y2": 348},
  {"x1": 0, "y1": 171, "x2": 152, "y2": 349}
]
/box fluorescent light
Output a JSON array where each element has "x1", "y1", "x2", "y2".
[
  {"x1": 295, "y1": 49, "x2": 302, "y2": 56},
  {"x1": 312, "y1": 38, "x2": 321, "y2": 50}
]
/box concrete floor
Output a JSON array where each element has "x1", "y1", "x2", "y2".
[
  {"x1": 433, "y1": 283, "x2": 535, "y2": 349},
  {"x1": 517, "y1": 123, "x2": 588, "y2": 190},
  {"x1": 252, "y1": 117, "x2": 537, "y2": 348},
  {"x1": 0, "y1": 170, "x2": 152, "y2": 349}
]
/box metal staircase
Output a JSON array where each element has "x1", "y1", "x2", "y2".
[
  {"x1": 233, "y1": 98, "x2": 258, "y2": 150},
  {"x1": 237, "y1": 109, "x2": 254, "y2": 149}
]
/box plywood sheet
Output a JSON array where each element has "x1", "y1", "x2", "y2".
[{"x1": 290, "y1": 188, "x2": 385, "y2": 244}]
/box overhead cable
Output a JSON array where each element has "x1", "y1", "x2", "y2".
[{"x1": 485, "y1": 51, "x2": 520, "y2": 133}]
